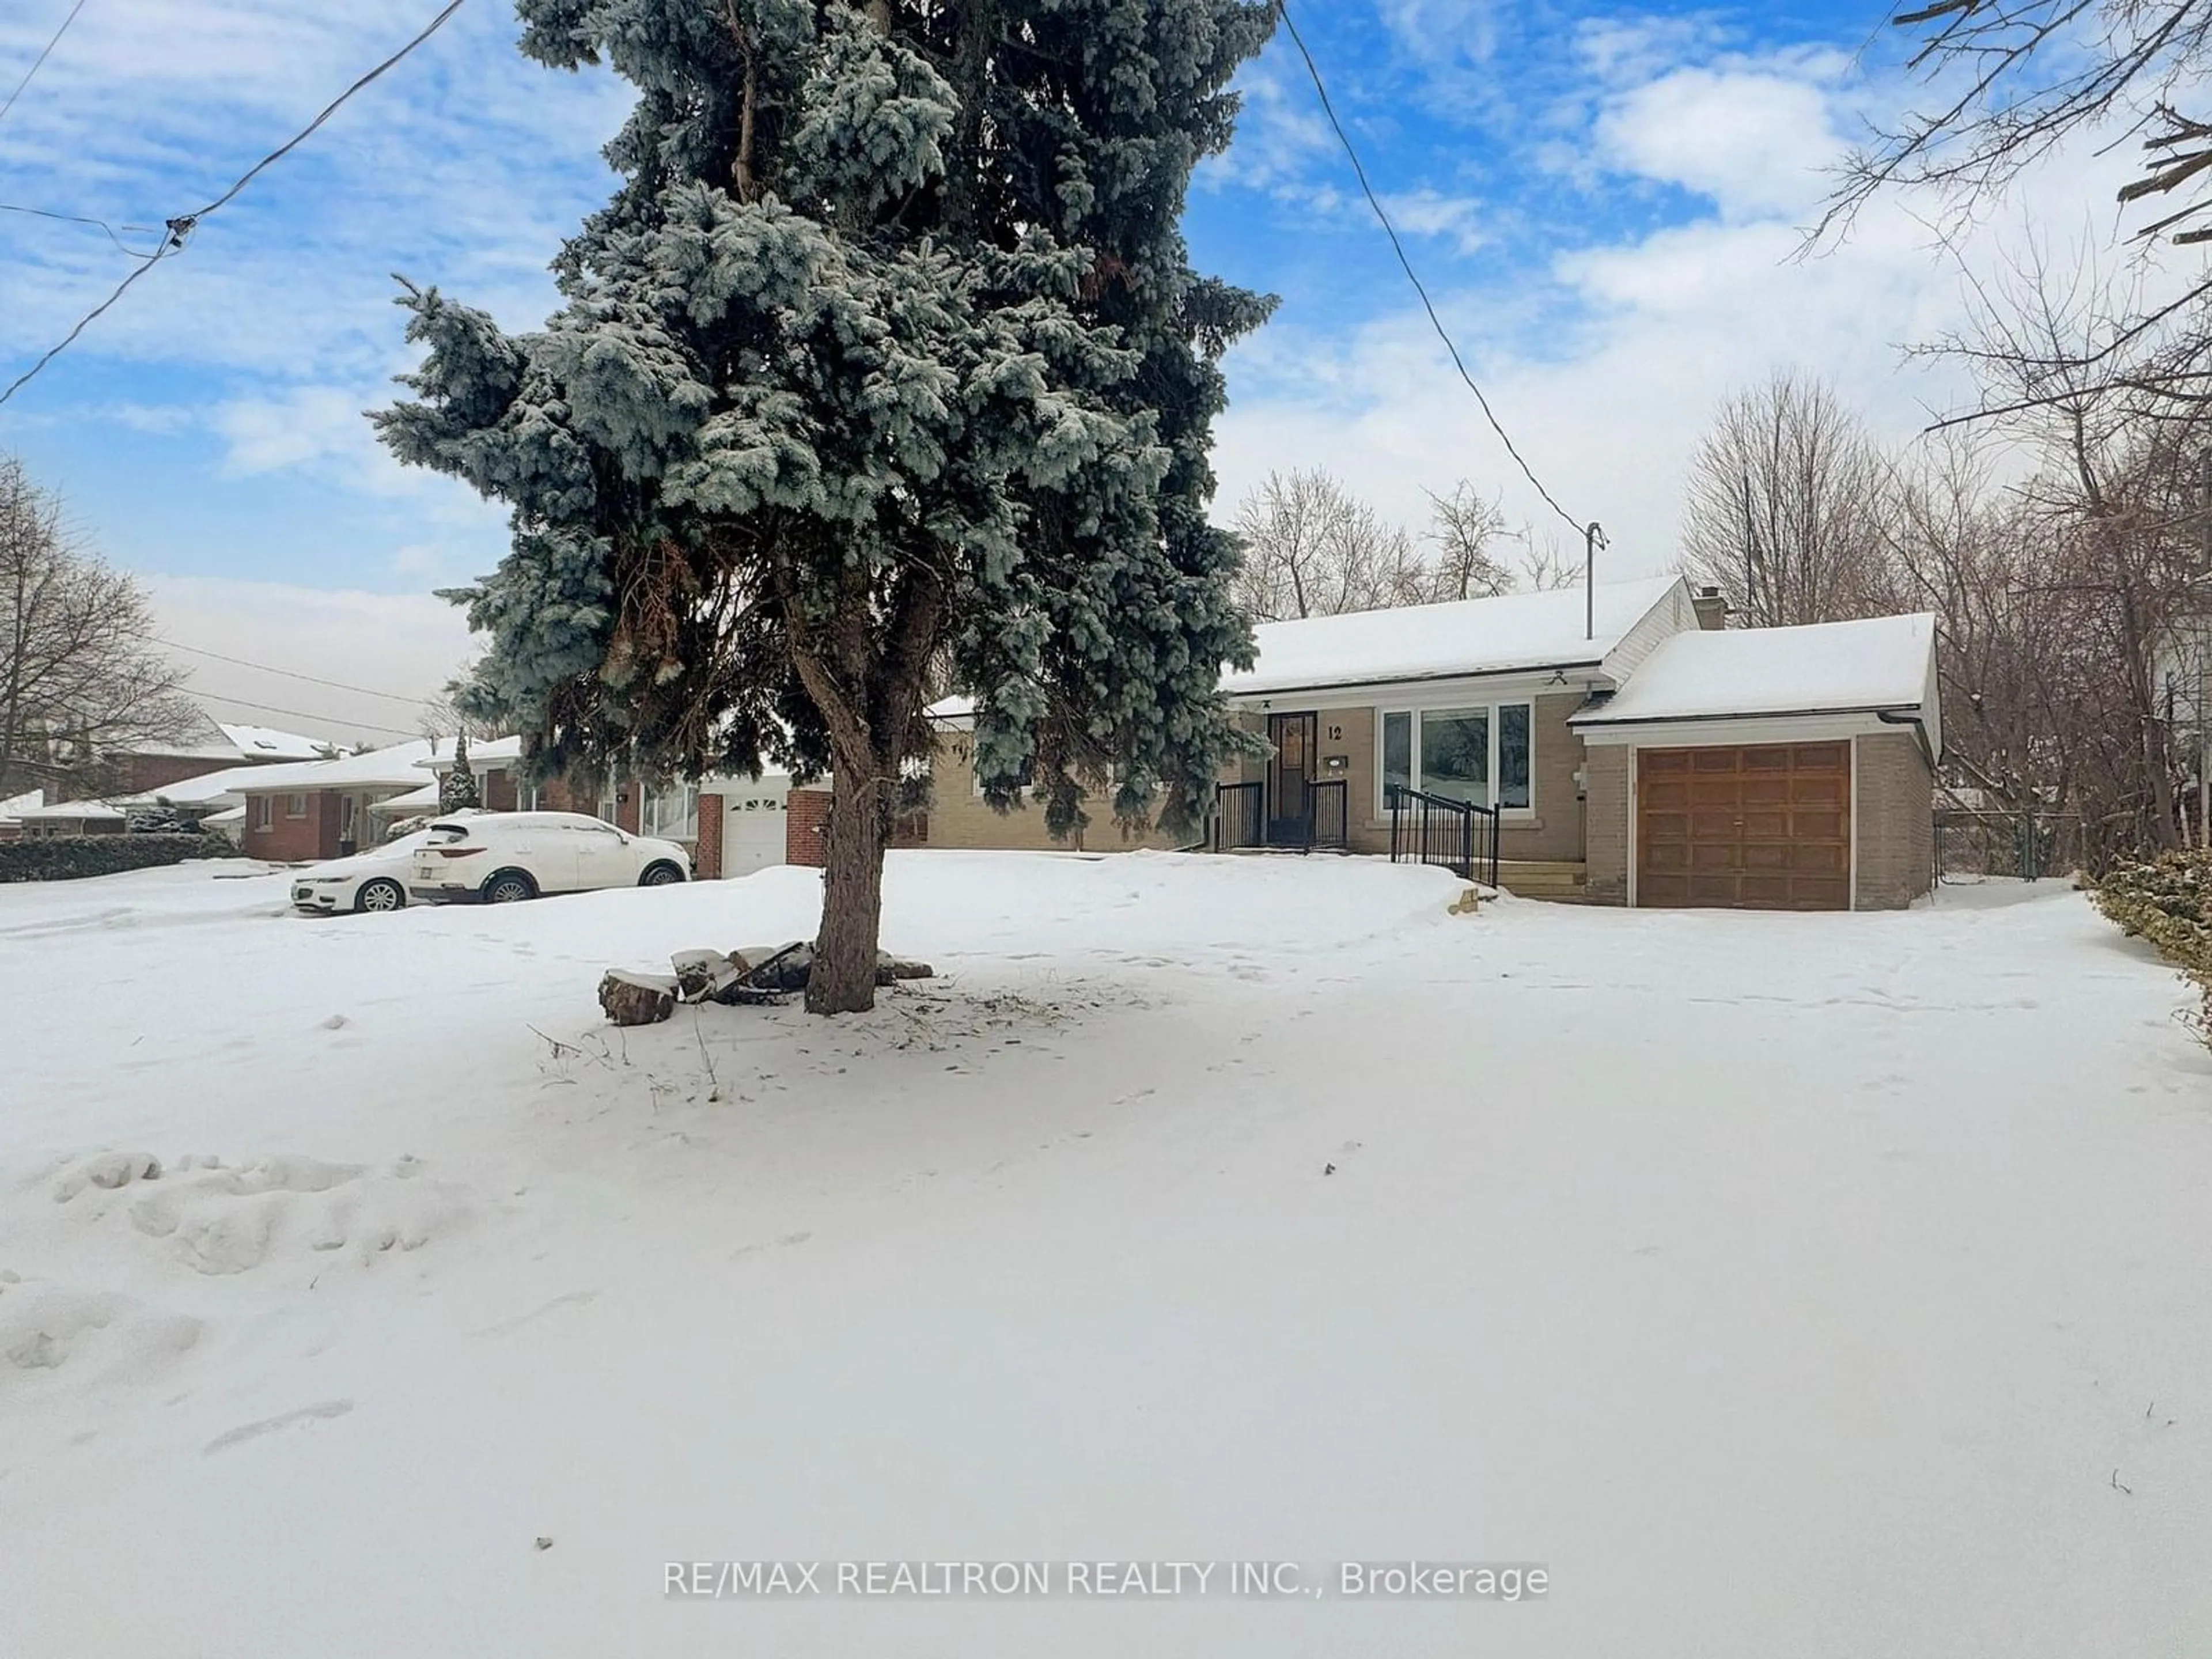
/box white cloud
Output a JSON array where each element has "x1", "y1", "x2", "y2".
[
  {"x1": 1206, "y1": 20, "x2": 2166, "y2": 580},
  {"x1": 144, "y1": 574, "x2": 476, "y2": 745},
  {"x1": 1378, "y1": 0, "x2": 1505, "y2": 70},
  {"x1": 1596, "y1": 63, "x2": 1843, "y2": 221},
  {"x1": 1378, "y1": 188, "x2": 1487, "y2": 253}
]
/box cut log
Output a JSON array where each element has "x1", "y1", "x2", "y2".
[
  {"x1": 599, "y1": 970, "x2": 677, "y2": 1027},
  {"x1": 672, "y1": 949, "x2": 749, "y2": 1002},
  {"x1": 618, "y1": 944, "x2": 937, "y2": 1011}
]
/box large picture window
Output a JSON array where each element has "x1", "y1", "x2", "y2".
[
  {"x1": 643, "y1": 782, "x2": 700, "y2": 842},
  {"x1": 1380, "y1": 702, "x2": 1533, "y2": 812}
]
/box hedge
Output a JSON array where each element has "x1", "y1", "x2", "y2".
[
  {"x1": 2092, "y1": 847, "x2": 2212, "y2": 1034},
  {"x1": 0, "y1": 832, "x2": 245, "y2": 884}
]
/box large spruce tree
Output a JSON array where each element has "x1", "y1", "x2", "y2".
[{"x1": 378, "y1": 0, "x2": 1274, "y2": 1012}]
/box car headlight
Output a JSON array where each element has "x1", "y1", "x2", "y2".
[{"x1": 310, "y1": 876, "x2": 349, "y2": 884}]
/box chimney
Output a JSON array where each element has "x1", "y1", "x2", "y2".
[{"x1": 1692, "y1": 585, "x2": 1728, "y2": 631}]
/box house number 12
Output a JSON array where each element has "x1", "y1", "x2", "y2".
[{"x1": 1326, "y1": 724, "x2": 1343, "y2": 741}]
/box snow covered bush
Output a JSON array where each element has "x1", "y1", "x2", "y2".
[
  {"x1": 0, "y1": 832, "x2": 242, "y2": 884},
  {"x1": 2094, "y1": 850, "x2": 2212, "y2": 1031},
  {"x1": 438, "y1": 731, "x2": 480, "y2": 815}
]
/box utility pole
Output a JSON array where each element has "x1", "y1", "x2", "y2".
[{"x1": 1584, "y1": 522, "x2": 1606, "y2": 639}]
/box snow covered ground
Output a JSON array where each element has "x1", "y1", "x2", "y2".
[{"x1": 2, "y1": 851, "x2": 2208, "y2": 1656}]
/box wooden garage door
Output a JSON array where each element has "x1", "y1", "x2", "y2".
[{"x1": 1638, "y1": 743, "x2": 1850, "y2": 910}]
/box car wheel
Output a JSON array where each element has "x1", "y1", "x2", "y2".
[
  {"x1": 484, "y1": 869, "x2": 537, "y2": 904},
  {"x1": 354, "y1": 878, "x2": 406, "y2": 914},
  {"x1": 639, "y1": 861, "x2": 685, "y2": 887}
]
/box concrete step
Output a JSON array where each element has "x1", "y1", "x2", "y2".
[{"x1": 1495, "y1": 861, "x2": 1588, "y2": 902}]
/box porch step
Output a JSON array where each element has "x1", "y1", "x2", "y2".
[{"x1": 1494, "y1": 861, "x2": 1588, "y2": 902}]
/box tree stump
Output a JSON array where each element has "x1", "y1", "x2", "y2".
[{"x1": 599, "y1": 971, "x2": 677, "y2": 1026}]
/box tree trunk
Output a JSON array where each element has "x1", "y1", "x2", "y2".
[{"x1": 809, "y1": 763, "x2": 890, "y2": 1014}]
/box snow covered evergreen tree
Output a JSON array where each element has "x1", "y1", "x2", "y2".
[
  {"x1": 438, "y1": 730, "x2": 480, "y2": 814},
  {"x1": 377, "y1": 0, "x2": 1274, "y2": 1012}
]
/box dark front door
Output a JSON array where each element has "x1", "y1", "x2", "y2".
[{"x1": 1266, "y1": 712, "x2": 1316, "y2": 846}]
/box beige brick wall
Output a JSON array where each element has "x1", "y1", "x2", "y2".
[
  {"x1": 923, "y1": 734, "x2": 1187, "y2": 853},
  {"x1": 1854, "y1": 730, "x2": 1934, "y2": 910},
  {"x1": 1583, "y1": 745, "x2": 1630, "y2": 904},
  {"x1": 1298, "y1": 695, "x2": 1586, "y2": 861}
]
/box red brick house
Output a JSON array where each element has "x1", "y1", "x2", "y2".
[{"x1": 234, "y1": 741, "x2": 441, "y2": 861}]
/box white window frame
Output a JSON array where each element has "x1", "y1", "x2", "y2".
[
  {"x1": 956, "y1": 736, "x2": 1033, "y2": 798},
  {"x1": 285, "y1": 793, "x2": 308, "y2": 819},
  {"x1": 253, "y1": 796, "x2": 274, "y2": 831},
  {"x1": 643, "y1": 781, "x2": 700, "y2": 842},
  {"x1": 1377, "y1": 700, "x2": 1536, "y2": 817}
]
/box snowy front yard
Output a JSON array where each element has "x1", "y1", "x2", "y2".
[{"x1": 2, "y1": 852, "x2": 2207, "y2": 1656}]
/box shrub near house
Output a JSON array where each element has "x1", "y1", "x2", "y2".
[
  {"x1": 0, "y1": 832, "x2": 243, "y2": 884},
  {"x1": 2094, "y1": 849, "x2": 2212, "y2": 1031}
]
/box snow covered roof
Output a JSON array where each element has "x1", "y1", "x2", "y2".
[
  {"x1": 149, "y1": 764, "x2": 286, "y2": 808},
  {"x1": 376, "y1": 782, "x2": 444, "y2": 812},
  {"x1": 130, "y1": 710, "x2": 336, "y2": 763},
  {"x1": 930, "y1": 578, "x2": 1688, "y2": 718},
  {"x1": 1225, "y1": 577, "x2": 1685, "y2": 697},
  {"x1": 13, "y1": 798, "x2": 130, "y2": 822},
  {"x1": 414, "y1": 734, "x2": 523, "y2": 771},
  {"x1": 0, "y1": 788, "x2": 42, "y2": 820},
  {"x1": 217, "y1": 722, "x2": 334, "y2": 762},
  {"x1": 1574, "y1": 613, "x2": 1940, "y2": 726},
  {"x1": 229, "y1": 740, "x2": 441, "y2": 793}
]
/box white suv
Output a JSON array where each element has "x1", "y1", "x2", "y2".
[{"x1": 408, "y1": 811, "x2": 691, "y2": 905}]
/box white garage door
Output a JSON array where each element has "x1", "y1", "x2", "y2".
[{"x1": 722, "y1": 790, "x2": 787, "y2": 877}]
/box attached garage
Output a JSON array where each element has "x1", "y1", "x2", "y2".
[
  {"x1": 694, "y1": 774, "x2": 793, "y2": 879},
  {"x1": 718, "y1": 784, "x2": 790, "y2": 878},
  {"x1": 1637, "y1": 741, "x2": 1851, "y2": 910},
  {"x1": 1574, "y1": 614, "x2": 1942, "y2": 912}
]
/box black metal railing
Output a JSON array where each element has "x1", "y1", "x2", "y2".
[
  {"x1": 1308, "y1": 779, "x2": 1348, "y2": 852},
  {"x1": 1213, "y1": 778, "x2": 1350, "y2": 855},
  {"x1": 1214, "y1": 781, "x2": 1263, "y2": 854},
  {"x1": 1387, "y1": 784, "x2": 1499, "y2": 887}
]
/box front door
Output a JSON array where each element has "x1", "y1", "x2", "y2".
[{"x1": 1266, "y1": 712, "x2": 1316, "y2": 846}]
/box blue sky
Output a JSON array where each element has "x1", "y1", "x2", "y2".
[{"x1": 0, "y1": 0, "x2": 2129, "y2": 734}]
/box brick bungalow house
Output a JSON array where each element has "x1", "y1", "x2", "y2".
[
  {"x1": 228, "y1": 741, "x2": 445, "y2": 861},
  {"x1": 909, "y1": 576, "x2": 1943, "y2": 911}
]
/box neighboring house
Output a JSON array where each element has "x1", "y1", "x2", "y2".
[
  {"x1": 104, "y1": 714, "x2": 335, "y2": 794},
  {"x1": 911, "y1": 576, "x2": 1944, "y2": 912},
  {"x1": 7, "y1": 798, "x2": 128, "y2": 840},
  {"x1": 0, "y1": 789, "x2": 41, "y2": 843},
  {"x1": 233, "y1": 741, "x2": 445, "y2": 861}
]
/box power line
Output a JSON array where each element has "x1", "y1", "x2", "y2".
[
  {"x1": 191, "y1": 689, "x2": 419, "y2": 740},
  {"x1": 147, "y1": 634, "x2": 428, "y2": 707},
  {"x1": 0, "y1": 243, "x2": 180, "y2": 407},
  {"x1": 0, "y1": 201, "x2": 165, "y2": 258},
  {"x1": 0, "y1": 0, "x2": 87, "y2": 128},
  {"x1": 0, "y1": 0, "x2": 468, "y2": 411},
  {"x1": 1275, "y1": 2, "x2": 1589, "y2": 540},
  {"x1": 191, "y1": 0, "x2": 466, "y2": 224}
]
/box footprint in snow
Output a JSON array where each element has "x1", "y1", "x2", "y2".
[{"x1": 203, "y1": 1399, "x2": 354, "y2": 1455}]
